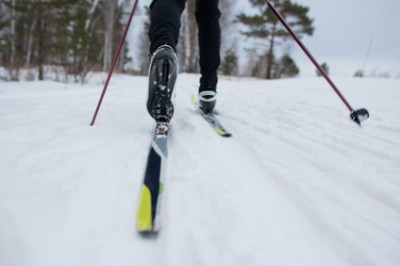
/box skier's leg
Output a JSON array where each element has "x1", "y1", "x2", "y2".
[
  {"x1": 149, "y1": 0, "x2": 186, "y2": 54},
  {"x1": 196, "y1": 0, "x2": 221, "y2": 113},
  {"x1": 196, "y1": 0, "x2": 221, "y2": 92},
  {"x1": 147, "y1": 0, "x2": 185, "y2": 122}
]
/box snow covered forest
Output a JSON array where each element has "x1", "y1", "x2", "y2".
[
  {"x1": 1, "y1": 0, "x2": 399, "y2": 82},
  {"x1": 0, "y1": 0, "x2": 134, "y2": 82},
  {"x1": 0, "y1": 0, "x2": 333, "y2": 82}
]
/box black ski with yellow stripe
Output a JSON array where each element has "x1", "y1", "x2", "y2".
[
  {"x1": 191, "y1": 95, "x2": 232, "y2": 137},
  {"x1": 137, "y1": 123, "x2": 168, "y2": 233}
]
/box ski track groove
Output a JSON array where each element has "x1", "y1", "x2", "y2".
[{"x1": 231, "y1": 121, "x2": 399, "y2": 266}]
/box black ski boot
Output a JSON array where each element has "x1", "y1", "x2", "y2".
[
  {"x1": 147, "y1": 45, "x2": 178, "y2": 123},
  {"x1": 198, "y1": 90, "x2": 217, "y2": 114}
]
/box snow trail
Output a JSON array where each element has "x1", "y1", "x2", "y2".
[{"x1": 1, "y1": 74, "x2": 399, "y2": 266}]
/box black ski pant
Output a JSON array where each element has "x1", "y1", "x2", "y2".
[{"x1": 149, "y1": 0, "x2": 221, "y2": 91}]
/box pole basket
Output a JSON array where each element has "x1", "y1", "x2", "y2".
[{"x1": 350, "y1": 108, "x2": 369, "y2": 126}]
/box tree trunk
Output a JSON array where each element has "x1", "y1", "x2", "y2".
[
  {"x1": 181, "y1": 1, "x2": 198, "y2": 73},
  {"x1": 219, "y1": 0, "x2": 234, "y2": 54},
  {"x1": 9, "y1": 0, "x2": 19, "y2": 80},
  {"x1": 37, "y1": 0, "x2": 44, "y2": 80},
  {"x1": 188, "y1": 1, "x2": 198, "y2": 72},
  {"x1": 79, "y1": 0, "x2": 101, "y2": 83},
  {"x1": 10, "y1": 0, "x2": 15, "y2": 66},
  {"x1": 266, "y1": 23, "x2": 277, "y2": 79},
  {"x1": 103, "y1": 0, "x2": 115, "y2": 71},
  {"x1": 179, "y1": 10, "x2": 188, "y2": 72},
  {"x1": 25, "y1": 20, "x2": 37, "y2": 68}
]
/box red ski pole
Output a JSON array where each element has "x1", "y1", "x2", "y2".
[
  {"x1": 264, "y1": 0, "x2": 369, "y2": 125},
  {"x1": 90, "y1": 0, "x2": 139, "y2": 126}
]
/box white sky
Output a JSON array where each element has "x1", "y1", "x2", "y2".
[
  {"x1": 278, "y1": 0, "x2": 400, "y2": 77},
  {"x1": 129, "y1": 0, "x2": 400, "y2": 77}
]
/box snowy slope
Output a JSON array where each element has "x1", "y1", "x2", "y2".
[{"x1": 0, "y1": 74, "x2": 399, "y2": 266}]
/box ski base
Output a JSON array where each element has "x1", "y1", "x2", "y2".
[{"x1": 137, "y1": 123, "x2": 168, "y2": 234}]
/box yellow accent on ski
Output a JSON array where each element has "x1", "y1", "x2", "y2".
[
  {"x1": 137, "y1": 185, "x2": 153, "y2": 232},
  {"x1": 191, "y1": 94, "x2": 197, "y2": 105},
  {"x1": 214, "y1": 127, "x2": 226, "y2": 135}
]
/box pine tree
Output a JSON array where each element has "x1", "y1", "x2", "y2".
[
  {"x1": 220, "y1": 49, "x2": 238, "y2": 76},
  {"x1": 0, "y1": 0, "x2": 129, "y2": 82},
  {"x1": 237, "y1": 0, "x2": 314, "y2": 79},
  {"x1": 275, "y1": 54, "x2": 299, "y2": 78},
  {"x1": 316, "y1": 62, "x2": 329, "y2": 77},
  {"x1": 177, "y1": 1, "x2": 199, "y2": 73},
  {"x1": 137, "y1": 6, "x2": 151, "y2": 75}
]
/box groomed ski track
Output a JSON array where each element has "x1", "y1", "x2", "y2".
[{"x1": 0, "y1": 74, "x2": 399, "y2": 266}]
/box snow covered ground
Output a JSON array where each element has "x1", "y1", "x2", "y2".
[{"x1": 0, "y1": 73, "x2": 399, "y2": 266}]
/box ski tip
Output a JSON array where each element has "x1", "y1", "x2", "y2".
[{"x1": 214, "y1": 127, "x2": 232, "y2": 137}]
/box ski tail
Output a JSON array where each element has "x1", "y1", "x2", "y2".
[
  {"x1": 137, "y1": 184, "x2": 154, "y2": 232},
  {"x1": 137, "y1": 124, "x2": 168, "y2": 233}
]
